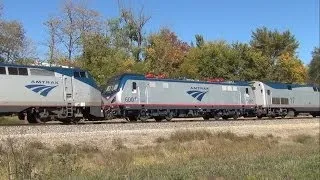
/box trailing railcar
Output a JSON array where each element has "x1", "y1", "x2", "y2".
[
  {"x1": 251, "y1": 81, "x2": 320, "y2": 118},
  {"x1": 103, "y1": 73, "x2": 258, "y2": 121},
  {"x1": 0, "y1": 63, "x2": 103, "y2": 123}
]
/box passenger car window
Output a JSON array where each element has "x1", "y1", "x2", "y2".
[
  {"x1": 0, "y1": 67, "x2": 6, "y2": 74},
  {"x1": 8, "y1": 67, "x2": 18, "y2": 75},
  {"x1": 18, "y1": 68, "x2": 28, "y2": 75}
]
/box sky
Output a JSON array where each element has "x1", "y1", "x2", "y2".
[{"x1": 2, "y1": 0, "x2": 319, "y2": 64}]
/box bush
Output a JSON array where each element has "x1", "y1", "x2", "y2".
[{"x1": 292, "y1": 134, "x2": 314, "y2": 144}]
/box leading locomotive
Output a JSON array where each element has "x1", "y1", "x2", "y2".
[{"x1": 0, "y1": 63, "x2": 103, "y2": 123}]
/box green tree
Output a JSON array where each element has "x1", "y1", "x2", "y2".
[
  {"x1": 232, "y1": 42, "x2": 269, "y2": 81},
  {"x1": 145, "y1": 28, "x2": 190, "y2": 77},
  {"x1": 195, "y1": 34, "x2": 204, "y2": 48},
  {"x1": 273, "y1": 52, "x2": 307, "y2": 83},
  {"x1": 250, "y1": 27, "x2": 299, "y2": 61},
  {"x1": 78, "y1": 33, "x2": 130, "y2": 85},
  {"x1": 250, "y1": 27, "x2": 302, "y2": 82},
  {"x1": 308, "y1": 47, "x2": 320, "y2": 85},
  {"x1": 180, "y1": 41, "x2": 236, "y2": 80}
]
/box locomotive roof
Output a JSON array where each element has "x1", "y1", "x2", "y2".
[
  {"x1": 263, "y1": 81, "x2": 319, "y2": 89},
  {"x1": 116, "y1": 73, "x2": 319, "y2": 89},
  {"x1": 0, "y1": 62, "x2": 84, "y2": 71},
  {"x1": 0, "y1": 62, "x2": 98, "y2": 89},
  {"x1": 117, "y1": 73, "x2": 250, "y2": 86}
]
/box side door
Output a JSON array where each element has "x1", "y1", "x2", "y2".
[
  {"x1": 265, "y1": 89, "x2": 272, "y2": 107},
  {"x1": 138, "y1": 82, "x2": 147, "y2": 103},
  {"x1": 63, "y1": 75, "x2": 73, "y2": 102}
]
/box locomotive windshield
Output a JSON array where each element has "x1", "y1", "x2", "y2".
[{"x1": 103, "y1": 75, "x2": 121, "y2": 96}]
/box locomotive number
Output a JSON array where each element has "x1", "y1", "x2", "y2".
[{"x1": 125, "y1": 97, "x2": 137, "y2": 102}]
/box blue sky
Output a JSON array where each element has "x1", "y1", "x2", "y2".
[{"x1": 2, "y1": 0, "x2": 319, "y2": 64}]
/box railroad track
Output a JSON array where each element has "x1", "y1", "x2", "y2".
[
  {"x1": 0, "y1": 115, "x2": 317, "y2": 127},
  {"x1": 1, "y1": 115, "x2": 318, "y2": 126}
]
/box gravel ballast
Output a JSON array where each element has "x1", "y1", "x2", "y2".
[{"x1": 0, "y1": 118, "x2": 319, "y2": 149}]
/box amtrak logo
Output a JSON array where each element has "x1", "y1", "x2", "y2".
[
  {"x1": 186, "y1": 90, "x2": 208, "y2": 101},
  {"x1": 25, "y1": 84, "x2": 58, "y2": 97}
]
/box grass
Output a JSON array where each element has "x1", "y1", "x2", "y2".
[
  {"x1": 292, "y1": 134, "x2": 314, "y2": 144},
  {"x1": 0, "y1": 116, "x2": 24, "y2": 125},
  {"x1": 0, "y1": 130, "x2": 319, "y2": 179}
]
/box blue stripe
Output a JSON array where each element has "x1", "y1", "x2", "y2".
[
  {"x1": 25, "y1": 84, "x2": 46, "y2": 89},
  {"x1": 197, "y1": 92, "x2": 207, "y2": 101},
  {"x1": 32, "y1": 86, "x2": 51, "y2": 93},
  {"x1": 40, "y1": 86, "x2": 57, "y2": 96},
  {"x1": 191, "y1": 91, "x2": 203, "y2": 98}
]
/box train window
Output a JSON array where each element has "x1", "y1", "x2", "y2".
[
  {"x1": 74, "y1": 71, "x2": 87, "y2": 78},
  {"x1": 287, "y1": 85, "x2": 292, "y2": 90},
  {"x1": 132, "y1": 82, "x2": 137, "y2": 91},
  {"x1": 30, "y1": 68, "x2": 55, "y2": 76},
  {"x1": 281, "y1": 98, "x2": 289, "y2": 104},
  {"x1": 267, "y1": 90, "x2": 270, "y2": 95},
  {"x1": 80, "y1": 72, "x2": 86, "y2": 77},
  {"x1": 74, "y1": 72, "x2": 80, "y2": 77},
  {"x1": 18, "y1": 68, "x2": 28, "y2": 75},
  {"x1": 318, "y1": 87, "x2": 320, "y2": 92},
  {"x1": 8, "y1": 67, "x2": 18, "y2": 75},
  {"x1": 0, "y1": 67, "x2": 6, "y2": 74},
  {"x1": 245, "y1": 88, "x2": 249, "y2": 94},
  {"x1": 313, "y1": 87, "x2": 317, "y2": 92}
]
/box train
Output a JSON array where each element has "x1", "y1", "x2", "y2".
[{"x1": 0, "y1": 63, "x2": 319, "y2": 123}]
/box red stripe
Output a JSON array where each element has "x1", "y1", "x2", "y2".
[{"x1": 105, "y1": 103, "x2": 256, "y2": 107}]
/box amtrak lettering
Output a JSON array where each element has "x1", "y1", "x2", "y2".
[
  {"x1": 190, "y1": 87, "x2": 209, "y2": 91},
  {"x1": 31, "y1": 80, "x2": 59, "y2": 85}
]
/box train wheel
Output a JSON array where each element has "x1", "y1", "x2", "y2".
[
  {"x1": 139, "y1": 116, "x2": 148, "y2": 122},
  {"x1": 139, "y1": 110, "x2": 149, "y2": 122},
  {"x1": 154, "y1": 117, "x2": 164, "y2": 122},
  {"x1": 222, "y1": 116, "x2": 228, "y2": 120},
  {"x1": 61, "y1": 120, "x2": 72, "y2": 124},
  {"x1": 165, "y1": 113, "x2": 173, "y2": 121},
  {"x1": 214, "y1": 115, "x2": 220, "y2": 120},
  {"x1": 233, "y1": 114, "x2": 238, "y2": 120},
  {"x1": 257, "y1": 115, "x2": 263, "y2": 119},
  {"x1": 128, "y1": 116, "x2": 138, "y2": 122},
  {"x1": 27, "y1": 113, "x2": 40, "y2": 124},
  {"x1": 203, "y1": 115, "x2": 210, "y2": 121}
]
